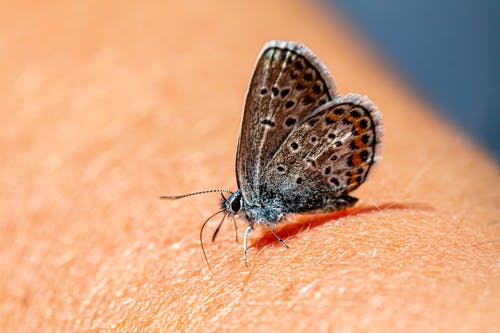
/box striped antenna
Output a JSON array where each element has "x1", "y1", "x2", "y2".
[{"x1": 160, "y1": 189, "x2": 232, "y2": 200}]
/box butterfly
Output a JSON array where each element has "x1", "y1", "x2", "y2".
[{"x1": 162, "y1": 40, "x2": 383, "y2": 267}]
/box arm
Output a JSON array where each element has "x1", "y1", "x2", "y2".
[{"x1": 1, "y1": 1, "x2": 498, "y2": 331}]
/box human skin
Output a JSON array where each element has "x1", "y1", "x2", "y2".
[{"x1": 0, "y1": 1, "x2": 498, "y2": 332}]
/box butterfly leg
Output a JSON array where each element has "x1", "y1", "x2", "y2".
[
  {"x1": 243, "y1": 225, "x2": 253, "y2": 267},
  {"x1": 265, "y1": 223, "x2": 289, "y2": 249},
  {"x1": 232, "y1": 216, "x2": 239, "y2": 243}
]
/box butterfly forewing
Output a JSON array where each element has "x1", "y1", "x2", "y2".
[
  {"x1": 260, "y1": 94, "x2": 382, "y2": 212},
  {"x1": 236, "y1": 41, "x2": 336, "y2": 205}
]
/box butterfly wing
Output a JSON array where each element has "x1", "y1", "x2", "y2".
[
  {"x1": 260, "y1": 94, "x2": 383, "y2": 213},
  {"x1": 236, "y1": 41, "x2": 336, "y2": 205}
]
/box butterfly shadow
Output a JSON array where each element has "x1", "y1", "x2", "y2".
[{"x1": 252, "y1": 201, "x2": 434, "y2": 250}]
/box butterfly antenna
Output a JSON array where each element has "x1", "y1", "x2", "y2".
[
  {"x1": 211, "y1": 213, "x2": 227, "y2": 242},
  {"x1": 200, "y1": 209, "x2": 226, "y2": 270},
  {"x1": 160, "y1": 189, "x2": 232, "y2": 200}
]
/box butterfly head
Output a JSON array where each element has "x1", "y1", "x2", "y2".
[{"x1": 220, "y1": 190, "x2": 244, "y2": 216}]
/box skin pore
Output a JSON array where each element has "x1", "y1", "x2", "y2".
[{"x1": 0, "y1": 1, "x2": 498, "y2": 331}]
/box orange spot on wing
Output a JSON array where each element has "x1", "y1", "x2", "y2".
[
  {"x1": 353, "y1": 121, "x2": 364, "y2": 135},
  {"x1": 348, "y1": 177, "x2": 358, "y2": 188},
  {"x1": 344, "y1": 115, "x2": 354, "y2": 123},
  {"x1": 351, "y1": 151, "x2": 364, "y2": 166},
  {"x1": 326, "y1": 114, "x2": 338, "y2": 122},
  {"x1": 354, "y1": 136, "x2": 367, "y2": 148}
]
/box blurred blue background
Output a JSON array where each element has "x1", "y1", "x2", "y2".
[{"x1": 329, "y1": 0, "x2": 500, "y2": 159}]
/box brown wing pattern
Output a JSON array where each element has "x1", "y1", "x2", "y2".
[
  {"x1": 236, "y1": 41, "x2": 336, "y2": 204},
  {"x1": 260, "y1": 94, "x2": 382, "y2": 210}
]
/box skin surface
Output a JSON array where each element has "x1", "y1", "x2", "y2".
[{"x1": 0, "y1": 1, "x2": 498, "y2": 332}]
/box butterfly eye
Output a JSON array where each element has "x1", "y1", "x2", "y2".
[{"x1": 231, "y1": 197, "x2": 241, "y2": 212}]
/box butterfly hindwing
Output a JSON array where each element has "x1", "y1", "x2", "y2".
[
  {"x1": 236, "y1": 41, "x2": 336, "y2": 205},
  {"x1": 260, "y1": 94, "x2": 383, "y2": 213}
]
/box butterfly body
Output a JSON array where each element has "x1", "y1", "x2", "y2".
[{"x1": 222, "y1": 189, "x2": 359, "y2": 226}]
